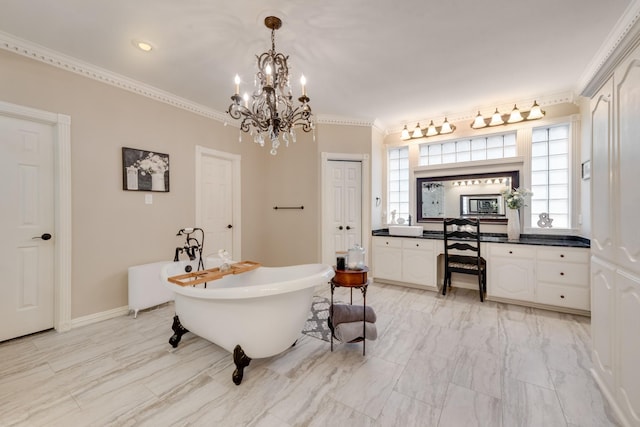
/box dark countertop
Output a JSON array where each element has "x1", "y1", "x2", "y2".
[{"x1": 372, "y1": 229, "x2": 590, "y2": 248}]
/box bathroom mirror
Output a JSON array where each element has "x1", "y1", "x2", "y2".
[{"x1": 417, "y1": 170, "x2": 519, "y2": 223}]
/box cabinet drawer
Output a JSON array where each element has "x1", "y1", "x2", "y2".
[
  {"x1": 537, "y1": 283, "x2": 590, "y2": 311},
  {"x1": 402, "y1": 239, "x2": 434, "y2": 251},
  {"x1": 537, "y1": 248, "x2": 589, "y2": 263},
  {"x1": 489, "y1": 244, "x2": 536, "y2": 258},
  {"x1": 537, "y1": 261, "x2": 589, "y2": 286},
  {"x1": 373, "y1": 237, "x2": 402, "y2": 249}
]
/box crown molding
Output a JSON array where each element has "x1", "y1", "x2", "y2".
[
  {"x1": 578, "y1": 0, "x2": 640, "y2": 97},
  {"x1": 0, "y1": 31, "x2": 230, "y2": 123},
  {"x1": 315, "y1": 114, "x2": 375, "y2": 127}
]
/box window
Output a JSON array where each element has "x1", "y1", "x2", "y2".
[
  {"x1": 387, "y1": 146, "x2": 409, "y2": 223},
  {"x1": 530, "y1": 124, "x2": 570, "y2": 228},
  {"x1": 419, "y1": 132, "x2": 516, "y2": 166}
]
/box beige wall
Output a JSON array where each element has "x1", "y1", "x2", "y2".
[{"x1": 1, "y1": 49, "x2": 374, "y2": 318}]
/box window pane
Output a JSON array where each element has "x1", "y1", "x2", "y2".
[
  {"x1": 531, "y1": 185, "x2": 548, "y2": 199},
  {"x1": 471, "y1": 150, "x2": 486, "y2": 161},
  {"x1": 548, "y1": 154, "x2": 567, "y2": 170},
  {"x1": 487, "y1": 147, "x2": 503, "y2": 159},
  {"x1": 442, "y1": 153, "x2": 456, "y2": 164},
  {"x1": 429, "y1": 144, "x2": 442, "y2": 155},
  {"x1": 471, "y1": 138, "x2": 486, "y2": 150},
  {"x1": 532, "y1": 128, "x2": 548, "y2": 142},
  {"x1": 456, "y1": 140, "x2": 470, "y2": 152},
  {"x1": 549, "y1": 125, "x2": 569, "y2": 140},
  {"x1": 399, "y1": 158, "x2": 409, "y2": 169},
  {"x1": 443, "y1": 142, "x2": 456, "y2": 153},
  {"x1": 457, "y1": 151, "x2": 471, "y2": 162},
  {"x1": 549, "y1": 169, "x2": 568, "y2": 184},
  {"x1": 429, "y1": 156, "x2": 442, "y2": 165},
  {"x1": 531, "y1": 200, "x2": 548, "y2": 213},
  {"x1": 504, "y1": 146, "x2": 517, "y2": 157},
  {"x1": 531, "y1": 171, "x2": 548, "y2": 185},
  {"x1": 487, "y1": 136, "x2": 503, "y2": 148},
  {"x1": 531, "y1": 142, "x2": 548, "y2": 156},
  {"x1": 531, "y1": 157, "x2": 548, "y2": 171},
  {"x1": 549, "y1": 199, "x2": 568, "y2": 214},
  {"x1": 504, "y1": 133, "x2": 516, "y2": 146}
]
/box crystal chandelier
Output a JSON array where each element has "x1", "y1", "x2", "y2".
[{"x1": 228, "y1": 16, "x2": 314, "y2": 155}]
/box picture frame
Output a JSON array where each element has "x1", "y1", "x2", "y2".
[
  {"x1": 122, "y1": 147, "x2": 170, "y2": 192},
  {"x1": 581, "y1": 160, "x2": 591, "y2": 180}
]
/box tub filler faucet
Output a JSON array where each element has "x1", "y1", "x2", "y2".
[{"x1": 174, "y1": 227, "x2": 205, "y2": 271}]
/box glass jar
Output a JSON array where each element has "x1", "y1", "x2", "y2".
[{"x1": 347, "y1": 244, "x2": 365, "y2": 270}]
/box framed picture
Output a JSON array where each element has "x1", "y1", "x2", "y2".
[
  {"x1": 122, "y1": 147, "x2": 170, "y2": 192},
  {"x1": 581, "y1": 160, "x2": 591, "y2": 180}
]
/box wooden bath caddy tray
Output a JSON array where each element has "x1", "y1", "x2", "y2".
[{"x1": 168, "y1": 261, "x2": 261, "y2": 287}]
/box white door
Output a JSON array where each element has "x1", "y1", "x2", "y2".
[
  {"x1": 0, "y1": 114, "x2": 55, "y2": 341},
  {"x1": 196, "y1": 147, "x2": 241, "y2": 262},
  {"x1": 324, "y1": 160, "x2": 362, "y2": 264}
]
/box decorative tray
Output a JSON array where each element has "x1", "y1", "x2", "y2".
[{"x1": 168, "y1": 261, "x2": 261, "y2": 287}]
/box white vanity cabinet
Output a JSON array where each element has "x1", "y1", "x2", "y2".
[
  {"x1": 536, "y1": 247, "x2": 590, "y2": 311},
  {"x1": 487, "y1": 243, "x2": 590, "y2": 310},
  {"x1": 487, "y1": 244, "x2": 536, "y2": 301},
  {"x1": 372, "y1": 237, "x2": 436, "y2": 287},
  {"x1": 372, "y1": 237, "x2": 402, "y2": 281},
  {"x1": 401, "y1": 238, "x2": 435, "y2": 286}
]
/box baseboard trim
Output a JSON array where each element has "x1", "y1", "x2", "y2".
[{"x1": 70, "y1": 306, "x2": 130, "y2": 329}]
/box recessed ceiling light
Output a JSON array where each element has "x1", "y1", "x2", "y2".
[{"x1": 132, "y1": 40, "x2": 153, "y2": 52}]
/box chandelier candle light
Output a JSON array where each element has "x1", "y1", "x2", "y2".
[{"x1": 228, "y1": 16, "x2": 314, "y2": 155}]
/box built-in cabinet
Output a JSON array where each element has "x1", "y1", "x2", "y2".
[
  {"x1": 488, "y1": 244, "x2": 590, "y2": 311},
  {"x1": 372, "y1": 237, "x2": 435, "y2": 286},
  {"x1": 589, "y1": 41, "x2": 640, "y2": 427},
  {"x1": 488, "y1": 244, "x2": 536, "y2": 301},
  {"x1": 372, "y1": 235, "x2": 589, "y2": 311}
]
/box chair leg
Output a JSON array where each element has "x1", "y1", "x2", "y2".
[
  {"x1": 478, "y1": 272, "x2": 484, "y2": 302},
  {"x1": 442, "y1": 270, "x2": 448, "y2": 295}
]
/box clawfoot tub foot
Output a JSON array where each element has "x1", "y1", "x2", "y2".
[
  {"x1": 169, "y1": 315, "x2": 189, "y2": 348},
  {"x1": 232, "y1": 345, "x2": 252, "y2": 385}
]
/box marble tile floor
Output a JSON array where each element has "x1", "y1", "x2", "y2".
[{"x1": 0, "y1": 282, "x2": 620, "y2": 427}]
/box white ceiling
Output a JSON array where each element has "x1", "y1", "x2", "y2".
[{"x1": 0, "y1": 0, "x2": 633, "y2": 130}]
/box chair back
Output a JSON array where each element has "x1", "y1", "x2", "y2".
[{"x1": 443, "y1": 218, "x2": 481, "y2": 259}]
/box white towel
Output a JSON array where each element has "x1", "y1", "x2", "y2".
[{"x1": 334, "y1": 321, "x2": 377, "y2": 343}]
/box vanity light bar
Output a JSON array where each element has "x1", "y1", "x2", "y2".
[
  {"x1": 401, "y1": 117, "x2": 456, "y2": 141},
  {"x1": 470, "y1": 101, "x2": 545, "y2": 129},
  {"x1": 451, "y1": 177, "x2": 510, "y2": 186}
]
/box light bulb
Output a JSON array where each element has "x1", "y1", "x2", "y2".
[
  {"x1": 426, "y1": 120, "x2": 438, "y2": 137},
  {"x1": 507, "y1": 105, "x2": 523, "y2": 123},
  {"x1": 412, "y1": 123, "x2": 423, "y2": 138},
  {"x1": 527, "y1": 101, "x2": 545, "y2": 120},
  {"x1": 234, "y1": 75, "x2": 240, "y2": 95},
  {"x1": 471, "y1": 111, "x2": 487, "y2": 129},
  {"x1": 440, "y1": 118, "x2": 454, "y2": 134},
  {"x1": 489, "y1": 108, "x2": 504, "y2": 126}
]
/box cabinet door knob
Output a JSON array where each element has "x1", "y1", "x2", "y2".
[
  {"x1": 560, "y1": 272, "x2": 565, "y2": 276},
  {"x1": 560, "y1": 254, "x2": 565, "y2": 258},
  {"x1": 509, "y1": 250, "x2": 513, "y2": 254},
  {"x1": 416, "y1": 243, "x2": 419, "y2": 247},
  {"x1": 560, "y1": 295, "x2": 565, "y2": 299}
]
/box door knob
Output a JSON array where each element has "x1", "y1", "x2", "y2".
[
  {"x1": 33, "y1": 233, "x2": 52, "y2": 241},
  {"x1": 346, "y1": 226, "x2": 352, "y2": 230},
  {"x1": 227, "y1": 224, "x2": 233, "y2": 229},
  {"x1": 338, "y1": 226, "x2": 343, "y2": 230}
]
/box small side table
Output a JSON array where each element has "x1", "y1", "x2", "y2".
[{"x1": 330, "y1": 266, "x2": 369, "y2": 355}]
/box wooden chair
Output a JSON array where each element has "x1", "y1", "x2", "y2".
[{"x1": 443, "y1": 218, "x2": 487, "y2": 302}]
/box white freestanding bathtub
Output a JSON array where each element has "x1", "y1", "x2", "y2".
[{"x1": 161, "y1": 261, "x2": 334, "y2": 384}]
